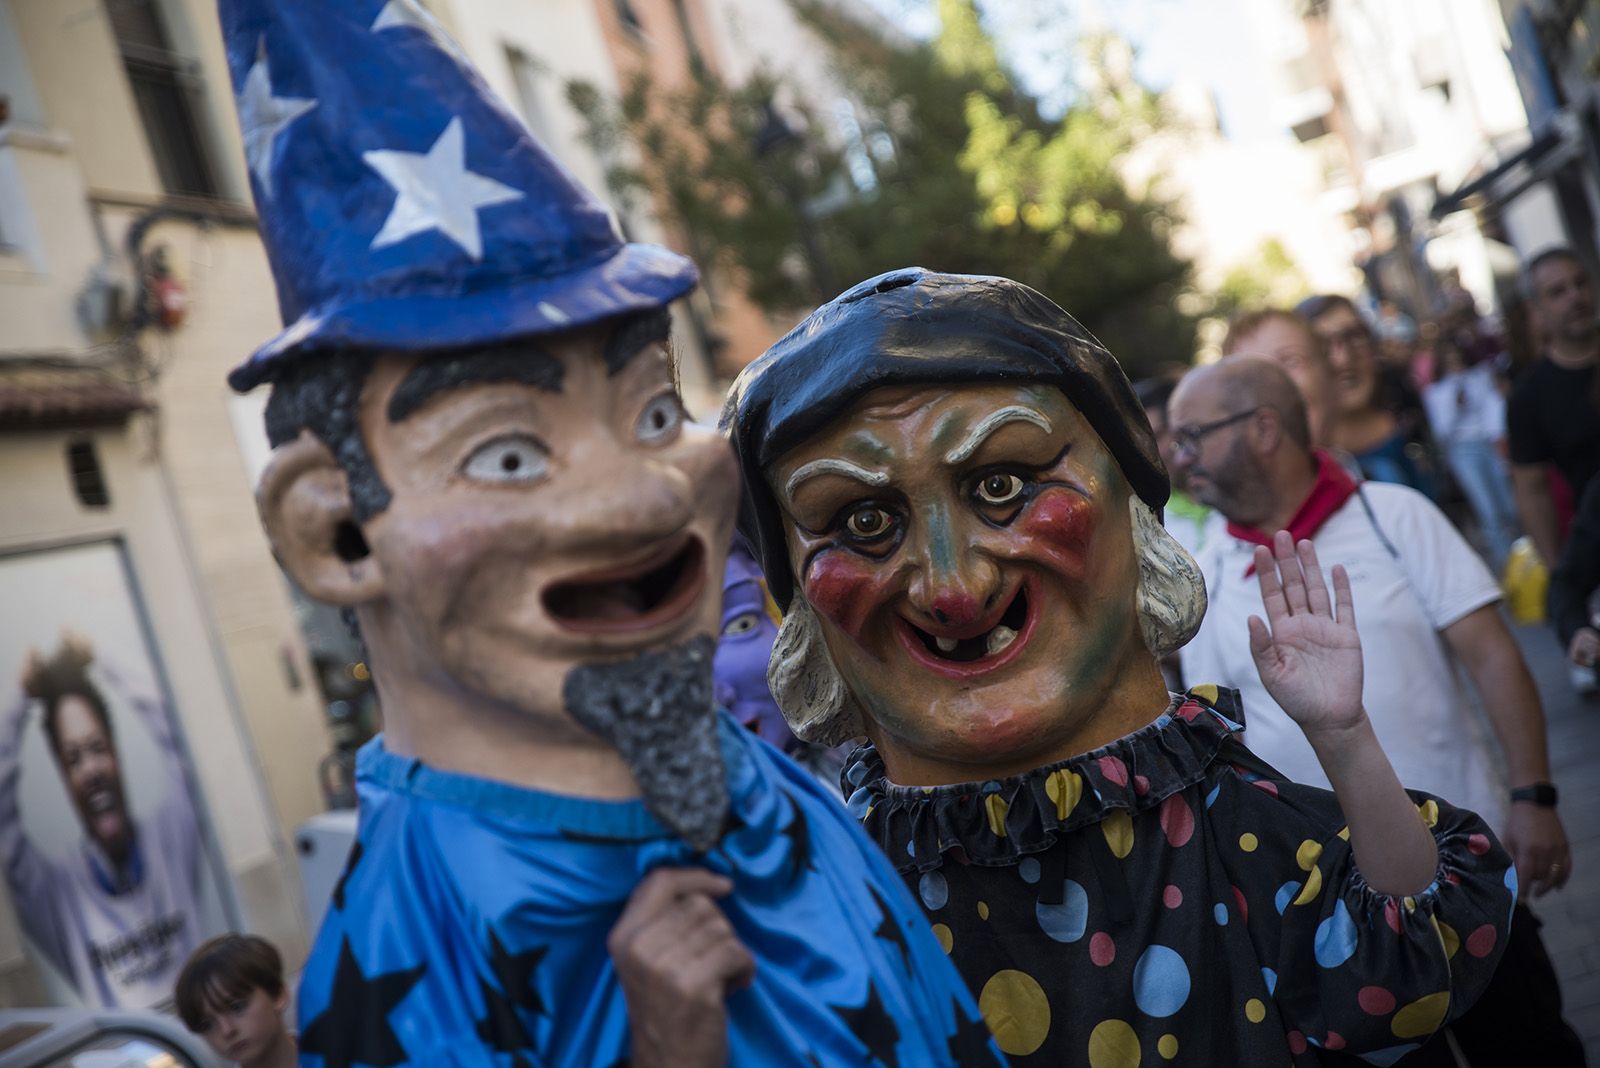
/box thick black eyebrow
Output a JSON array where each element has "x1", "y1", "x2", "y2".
[
  {"x1": 604, "y1": 308, "x2": 672, "y2": 376},
  {"x1": 387, "y1": 344, "x2": 564, "y2": 424}
]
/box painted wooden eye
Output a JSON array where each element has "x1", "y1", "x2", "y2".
[
  {"x1": 463, "y1": 435, "x2": 549, "y2": 483},
  {"x1": 722, "y1": 611, "x2": 762, "y2": 637},
  {"x1": 975, "y1": 473, "x2": 1025, "y2": 505},
  {"x1": 636, "y1": 393, "x2": 685, "y2": 445},
  {"x1": 845, "y1": 506, "x2": 893, "y2": 540}
]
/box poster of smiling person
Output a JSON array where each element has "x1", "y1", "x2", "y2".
[{"x1": 0, "y1": 541, "x2": 231, "y2": 1009}]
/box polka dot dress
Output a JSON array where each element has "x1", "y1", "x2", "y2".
[{"x1": 843, "y1": 689, "x2": 1517, "y2": 1066}]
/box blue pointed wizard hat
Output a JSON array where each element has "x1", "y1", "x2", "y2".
[{"x1": 219, "y1": 0, "x2": 697, "y2": 391}]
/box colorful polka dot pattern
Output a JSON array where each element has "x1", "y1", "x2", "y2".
[
  {"x1": 848, "y1": 691, "x2": 1517, "y2": 1065},
  {"x1": 980, "y1": 969, "x2": 1052, "y2": 1055}
]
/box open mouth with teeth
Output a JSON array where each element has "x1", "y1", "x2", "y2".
[
  {"x1": 896, "y1": 583, "x2": 1035, "y2": 677},
  {"x1": 81, "y1": 786, "x2": 127, "y2": 840},
  {"x1": 543, "y1": 537, "x2": 707, "y2": 635}
]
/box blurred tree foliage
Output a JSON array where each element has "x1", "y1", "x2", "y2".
[
  {"x1": 567, "y1": 0, "x2": 1196, "y2": 375},
  {"x1": 1211, "y1": 238, "x2": 1313, "y2": 323}
]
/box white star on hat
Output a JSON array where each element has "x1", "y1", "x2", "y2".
[
  {"x1": 236, "y1": 39, "x2": 316, "y2": 199},
  {"x1": 371, "y1": 0, "x2": 466, "y2": 59},
  {"x1": 363, "y1": 117, "x2": 524, "y2": 261}
]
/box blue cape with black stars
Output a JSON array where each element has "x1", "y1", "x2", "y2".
[{"x1": 296, "y1": 710, "x2": 1005, "y2": 1067}]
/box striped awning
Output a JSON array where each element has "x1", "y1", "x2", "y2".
[{"x1": 0, "y1": 362, "x2": 150, "y2": 430}]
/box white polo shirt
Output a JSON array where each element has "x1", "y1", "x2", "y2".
[{"x1": 1180, "y1": 482, "x2": 1509, "y2": 835}]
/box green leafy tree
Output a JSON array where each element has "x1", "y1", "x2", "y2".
[
  {"x1": 568, "y1": 0, "x2": 1196, "y2": 376},
  {"x1": 1210, "y1": 238, "x2": 1313, "y2": 323}
]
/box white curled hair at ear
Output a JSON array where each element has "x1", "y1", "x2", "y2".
[
  {"x1": 1130, "y1": 495, "x2": 1207, "y2": 657},
  {"x1": 767, "y1": 596, "x2": 866, "y2": 746}
]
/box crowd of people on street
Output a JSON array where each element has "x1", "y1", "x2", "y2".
[
  {"x1": 1148, "y1": 249, "x2": 1600, "y2": 687},
  {"x1": 1135, "y1": 247, "x2": 1600, "y2": 1064}
]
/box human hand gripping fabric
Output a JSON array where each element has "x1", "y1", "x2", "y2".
[
  {"x1": 608, "y1": 867, "x2": 756, "y2": 1068},
  {"x1": 1246, "y1": 532, "x2": 1364, "y2": 743}
]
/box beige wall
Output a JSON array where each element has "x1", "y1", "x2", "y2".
[
  {"x1": 156, "y1": 0, "x2": 253, "y2": 203},
  {"x1": 9, "y1": 0, "x2": 248, "y2": 205},
  {"x1": 129, "y1": 209, "x2": 331, "y2": 848},
  {"x1": 7, "y1": 0, "x2": 164, "y2": 201},
  {"x1": 0, "y1": 124, "x2": 100, "y2": 351}
]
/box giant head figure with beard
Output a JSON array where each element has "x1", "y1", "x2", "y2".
[
  {"x1": 227, "y1": 3, "x2": 994, "y2": 1065},
  {"x1": 239, "y1": 31, "x2": 734, "y2": 858},
  {"x1": 255, "y1": 289, "x2": 737, "y2": 849}
]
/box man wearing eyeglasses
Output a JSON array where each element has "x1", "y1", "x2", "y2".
[{"x1": 1169, "y1": 356, "x2": 1583, "y2": 1067}]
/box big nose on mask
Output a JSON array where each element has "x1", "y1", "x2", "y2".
[
  {"x1": 903, "y1": 513, "x2": 1002, "y2": 631},
  {"x1": 548, "y1": 460, "x2": 696, "y2": 551}
]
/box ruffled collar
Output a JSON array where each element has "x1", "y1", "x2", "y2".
[{"x1": 842, "y1": 688, "x2": 1244, "y2": 874}]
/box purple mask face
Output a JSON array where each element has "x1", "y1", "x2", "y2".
[{"x1": 713, "y1": 547, "x2": 797, "y2": 751}]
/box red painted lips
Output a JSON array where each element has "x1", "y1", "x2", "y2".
[{"x1": 895, "y1": 580, "x2": 1037, "y2": 679}]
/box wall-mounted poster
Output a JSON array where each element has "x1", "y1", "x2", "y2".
[{"x1": 0, "y1": 540, "x2": 233, "y2": 1009}]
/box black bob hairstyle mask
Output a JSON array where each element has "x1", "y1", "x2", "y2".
[{"x1": 720, "y1": 267, "x2": 1170, "y2": 612}]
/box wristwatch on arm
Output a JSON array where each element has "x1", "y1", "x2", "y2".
[{"x1": 1509, "y1": 782, "x2": 1559, "y2": 807}]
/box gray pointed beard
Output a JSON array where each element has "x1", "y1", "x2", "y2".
[{"x1": 561, "y1": 634, "x2": 729, "y2": 852}]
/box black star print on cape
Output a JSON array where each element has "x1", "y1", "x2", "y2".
[
  {"x1": 475, "y1": 975, "x2": 533, "y2": 1052},
  {"x1": 331, "y1": 839, "x2": 364, "y2": 911},
  {"x1": 486, "y1": 927, "x2": 549, "y2": 1016},
  {"x1": 946, "y1": 1002, "x2": 1003, "y2": 1067},
  {"x1": 299, "y1": 937, "x2": 426, "y2": 1068},
  {"x1": 781, "y1": 798, "x2": 816, "y2": 885},
  {"x1": 831, "y1": 980, "x2": 901, "y2": 1068},
  {"x1": 867, "y1": 883, "x2": 910, "y2": 973},
  {"x1": 720, "y1": 806, "x2": 750, "y2": 844},
  {"x1": 474, "y1": 927, "x2": 549, "y2": 1054}
]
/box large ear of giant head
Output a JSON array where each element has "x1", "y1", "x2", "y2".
[
  {"x1": 251, "y1": 347, "x2": 393, "y2": 608},
  {"x1": 256, "y1": 427, "x2": 385, "y2": 608}
]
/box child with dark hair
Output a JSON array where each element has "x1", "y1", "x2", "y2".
[{"x1": 175, "y1": 934, "x2": 296, "y2": 1068}]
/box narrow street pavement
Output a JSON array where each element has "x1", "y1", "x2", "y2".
[{"x1": 1513, "y1": 621, "x2": 1600, "y2": 1060}]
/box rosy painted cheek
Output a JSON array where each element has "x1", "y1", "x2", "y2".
[
  {"x1": 1013, "y1": 486, "x2": 1097, "y2": 578},
  {"x1": 802, "y1": 550, "x2": 895, "y2": 645}
]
